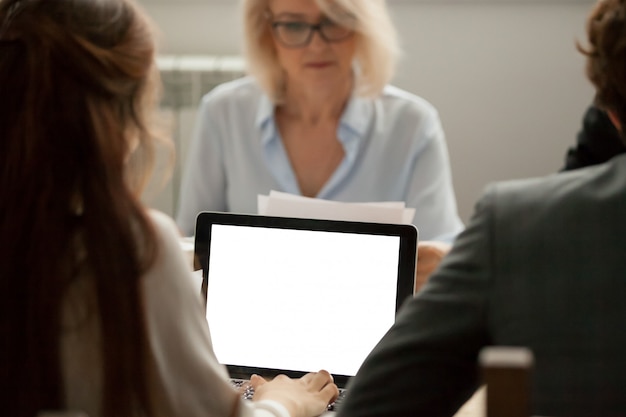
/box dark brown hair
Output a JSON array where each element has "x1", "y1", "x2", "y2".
[
  {"x1": 0, "y1": 0, "x2": 160, "y2": 415},
  {"x1": 578, "y1": 0, "x2": 626, "y2": 131}
]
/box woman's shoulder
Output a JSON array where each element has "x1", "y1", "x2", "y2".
[
  {"x1": 199, "y1": 76, "x2": 265, "y2": 107},
  {"x1": 147, "y1": 209, "x2": 180, "y2": 241},
  {"x1": 146, "y1": 209, "x2": 191, "y2": 268},
  {"x1": 380, "y1": 85, "x2": 437, "y2": 115},
  {"x1": 143, "y1": 210, "x2": 199, "y2": 289},
  {"x1": 373, "y1": 85, "x2": 440, "y2": 122},
  {"x1": 195, "y1": 76, "x2": 267, "y2": 122}
]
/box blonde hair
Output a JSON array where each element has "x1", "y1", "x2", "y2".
[{"x1": 241, "y1": 0, "x2": 400, "y2": 102}]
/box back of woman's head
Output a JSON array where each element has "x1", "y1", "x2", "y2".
[
  {"x1": 0, "y1": 0, "x2": 160, "y2": 415},
  {"x1": 0, "y1": 0, "x2": 158, "y2": 194},
  {"x1": 579, "y1": 0, "x2": 626, "y2": 134}
]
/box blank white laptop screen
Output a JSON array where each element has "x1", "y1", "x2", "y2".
[{"x1": 195, "y1": 212, "x2": 418, "y2": 384}]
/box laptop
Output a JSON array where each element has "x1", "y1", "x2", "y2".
[{"x1": 194, "y1": 211, "x2": 418, "y2": 410}]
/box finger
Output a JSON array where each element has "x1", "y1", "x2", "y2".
[
  {"x1": 249, "y1": 374, "x2": 267, "y2": 389},
  {"x1": 307, "y1": 370, "x2": 334, "y2": 391},
  {"x1": 317, "y1": 369, "x2": 333, "y2": 382},
  {"x1": 299, "y1": 372, "x2": 316, "y2": 384},
  {"x1": 319, "y1": 381, "x2": 340, "y2": 404}
]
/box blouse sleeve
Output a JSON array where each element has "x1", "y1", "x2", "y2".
[
  {"x1": 176, "y1": 94, "x2": 228, "y2": 236},
  {"x1": 405, "y1": 107, "x2": 464, "y2": 243},
  {"x1": 143, "y1": 210, "x2": 291, "y2": 417}
]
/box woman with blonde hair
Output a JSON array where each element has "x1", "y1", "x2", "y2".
[
  {"x1": 177, "y1": 0, "x2": 464, "y2": 289},
  {"x1": 0, "y1": 0, "x2": 337, "y2": 416}
]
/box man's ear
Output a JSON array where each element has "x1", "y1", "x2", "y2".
[{"x1": 607, "y1": 110, "x2": 622, "y2": 132}]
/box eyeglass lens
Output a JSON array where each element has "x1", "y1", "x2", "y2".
[{"x1": 272, "y1": 20, "x2": 352, "y2": 47}]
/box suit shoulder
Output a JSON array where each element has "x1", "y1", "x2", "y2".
[{"x1": 487, "y1": 156, "x2": 626, "y2": 214}]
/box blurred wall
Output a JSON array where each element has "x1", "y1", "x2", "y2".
[{"x1": 139, "y1": 0, "x2": 595, "y2": 223}]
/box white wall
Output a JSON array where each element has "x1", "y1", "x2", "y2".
[{"x1": 139, "y1": 0, "x2": 595, "y2": 223}]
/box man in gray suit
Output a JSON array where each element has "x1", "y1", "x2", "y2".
[{"x1": 337, "y1": 1, "x2": 626, "y2": 416}]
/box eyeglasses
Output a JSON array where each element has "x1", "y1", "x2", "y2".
[{"x1": 270, "y1": 18, "x2": 354, "y2": 48}]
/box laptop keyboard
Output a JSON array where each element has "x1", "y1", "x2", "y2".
[
  {"x1": 328, "y1": 388, "x2": 346, "y2": 411},
  {"x1": 230, "y1": 379, "x2": 346, "y2": 411},
  {"x1": 231, "y1": 379, "x2": 255, "y2": 400}
]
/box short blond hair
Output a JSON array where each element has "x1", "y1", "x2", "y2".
[{"x1": 241, "y1": 0, "x2": 400, "y2": 102}]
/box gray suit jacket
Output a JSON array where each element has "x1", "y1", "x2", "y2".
[{"x1": 338, "y1": 154, "x2": 626, "y2": 417}]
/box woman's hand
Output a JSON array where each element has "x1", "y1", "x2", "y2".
[
  {"x1": 415, "y1": 241, "x2": 451, "y2": 292},
  {"x1": 251, "y1": 370, "x2": 338, "y2": 417}
]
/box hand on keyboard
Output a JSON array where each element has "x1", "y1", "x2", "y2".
[{"x1": 238, "y1": 370, "x2": 338, "y2": 417}]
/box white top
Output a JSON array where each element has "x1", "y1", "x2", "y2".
[
  {"x1": 60, "y1": 210, "x2": 290, "y2": 417},
  {"x1": 176, "y1": 77, "x2": 464, "y2": 242}
]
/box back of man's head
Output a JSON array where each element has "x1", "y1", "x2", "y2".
[{"x1": 579, "y1": 0, "x2": 626, "y2": 139}]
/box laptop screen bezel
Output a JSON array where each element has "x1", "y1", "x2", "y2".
[{"x1": 194, "y1": 211, "x2": 418, "y2": 386}]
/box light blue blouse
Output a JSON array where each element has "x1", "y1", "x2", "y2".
[{"x1": 176, "y1": 77, "x2": 464, "y2": 242}]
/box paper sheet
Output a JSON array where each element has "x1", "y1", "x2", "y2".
[{"x1": 258, "y1": 190, "x2": 415, "y2": 224}]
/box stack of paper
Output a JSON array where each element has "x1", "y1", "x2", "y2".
[{"x1": 258, "y1": 190, "x2": 415, "y2": 225}]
